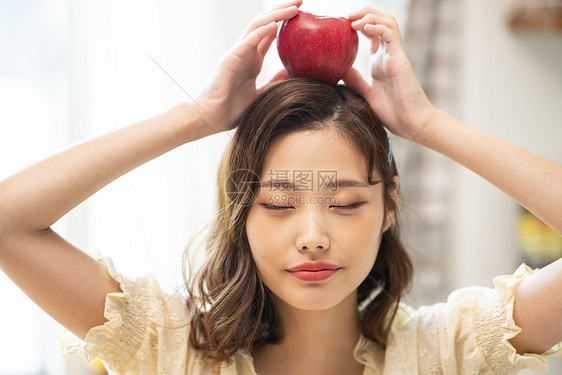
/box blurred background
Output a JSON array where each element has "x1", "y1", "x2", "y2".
[{"x1": 0, "y1": 0, "x2": 561, "y2": 373}]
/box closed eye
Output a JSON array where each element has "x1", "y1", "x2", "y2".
[
  {"x1": 261, "y1": 203, "x2": 293, "y2": 210},
  {"x1": 330, "y1": 202, "x2": 367, "y2": 210},
  {"x1": 260, "y1": 202, "x2": 368, "y2": 211}
]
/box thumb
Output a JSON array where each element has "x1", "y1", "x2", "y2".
[
  {"x1": 257, "y1": 69, "x2": 290, "y2": 95},
  {"x1": 342, "y1": 67, "x2": 370, "y2": 98}
]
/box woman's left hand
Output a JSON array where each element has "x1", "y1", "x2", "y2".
[{"x1": 343, "y1": 7, "x2": 436, "y2": 142}]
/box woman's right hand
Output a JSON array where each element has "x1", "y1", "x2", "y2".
[{"x1": 195, "y1": 1, "x2": 302, "y2": 135}]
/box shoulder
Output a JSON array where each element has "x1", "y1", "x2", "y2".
[
  {"x1": 59, "y1": 252, "x2": 195, "y2": 373},
  {"x1": 384, "y1": 264, "x2": 561, "y2": 373}
]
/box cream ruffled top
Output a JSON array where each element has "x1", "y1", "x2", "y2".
[{"x1": 58, "y1": 253, "x2": 562, "y2": 374}]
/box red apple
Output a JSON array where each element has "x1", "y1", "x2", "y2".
[{"x1": 277, "y1": 11, "x2": 359, "y2": 84}]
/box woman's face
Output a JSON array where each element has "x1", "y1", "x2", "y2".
[{"x1": 245, "y1": 127, "x2": 394, "y2": 311}]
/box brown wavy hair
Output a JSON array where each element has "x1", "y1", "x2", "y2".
[{"x1": 185, "y1": 78, "x2": 413, "y2": 365}]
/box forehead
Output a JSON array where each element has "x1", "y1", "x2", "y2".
[{"x1": 260, "y1": 128, "x2": 368, "y2": 181}]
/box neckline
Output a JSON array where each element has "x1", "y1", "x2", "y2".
[{"x1": 235, "y1": 333, "x2": 380, "y2": 374}]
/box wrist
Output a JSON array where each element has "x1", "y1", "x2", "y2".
[
  {"x1": 410, "y1": 106, "x2": 443, "y2": 146},
  {"x1": 170, "y1": 101, "x2": 217, "y2": 143}
]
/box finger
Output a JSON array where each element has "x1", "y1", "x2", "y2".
[
  {"x1": 257, "y1": 25, "x2": 278, "y2": 57},
  {"x1": 275, "y1": 0, "x2": 303, "y2": 9},
  {"x1": 342, "y1": 67, "x2": 371, "y2": 98},
  {"x1": 256, "y1": 70, "x2": 290, "y2": 95},
  {"x1": 348, "y1": 7, "x2": 394, "y2": 21},
  {"x1": 258, "y1": 22, "x2": 281, "y2": 56},
  {"x1": 241, "y1": 1, "x2": 301, "y2": 39},
  {"x1": 364, "y1": 24, "x2": 402, "y2": 56},
  {"x1": 226, "y1": 21, "x2": 278, "y2": 66},
  {"x1": 351, "y1": 13, "x2": 402, "y2": 44},
  {"x1": 351, "y1": 14, "x2": 399, "y2": 33},
  {"x1": 240, "y1": 21, "x2": 279, "y2": 53},
  {"x1": 352, "y1": 23, "x2": 388, "y2": 55}
]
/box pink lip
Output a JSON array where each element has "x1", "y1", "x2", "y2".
[
  {"x1": 286, "y1": 262, "x2": 342, "y2": 272},
  {"x1": 285, "y1": 262, "x2": 343, "y2": 282}
]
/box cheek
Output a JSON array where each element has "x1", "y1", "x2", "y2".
[
  {"x1": 245, "y1": 208, "x2": 283, "y2": 273},
  {"x1": 245, "y1": 219, "x2": 289, "y2": 298},
  {"x1": 337, "y1": 211, "x2": 384, "y2": 270}
]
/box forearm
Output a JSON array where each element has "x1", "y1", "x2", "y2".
[
  {"x1": 417, "y1": 109, "x2": 562, "y2": 235},
  {"x1": 0, "y1": 102, "x2": 210, "y2": 233}
]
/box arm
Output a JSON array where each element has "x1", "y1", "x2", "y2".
[
  {"x1": 345, "y1": 7, "x2": 562, "y2": 355},
  {"x1": 0, "y1": 102, "x2": 208, "y2": 339},
  {"x1": 508, "y1": 258, "x2": 562, "y2": 354},
  {"x1": 0, "y1": 103, "x2": 209, "y2": 235},
  {"x1": 418, "y1": 109, "x2": 562, "y2": 236},
  {"x1": 0, "y1": 0, "x2": 301, "y2": 340},
  {"x1": 418, "y1": 102, "x2": 562, "y2": 356}
]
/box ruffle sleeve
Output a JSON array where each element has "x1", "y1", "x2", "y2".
[
  {"x1": 57, "y1": 251, "x2": 192, "y2": 374},
  {"x1": 471, "y1": 263, "x2": 562, "y2": 373},
  {"x1": 386, "y1": 263, "x2": 561, "y2": 374}
]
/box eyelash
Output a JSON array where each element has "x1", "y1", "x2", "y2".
[{"x1": 261, "y1": 202, "x2": 367, "y2": 210}]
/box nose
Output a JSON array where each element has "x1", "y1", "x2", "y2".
[{"x1": 295, "y1": 211, "x2": 331, "y2": 253}]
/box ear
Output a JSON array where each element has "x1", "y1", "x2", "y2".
[{"x1": 382, "y1": 175, "x2": 400, "y2": 233}]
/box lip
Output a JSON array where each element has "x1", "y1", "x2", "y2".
[
  {"x1": 286, "y1": 262, "x2": 343, "y2": 272},
  {"x1": 285, "y1": 262, "x2": 343, "y2": 282}
]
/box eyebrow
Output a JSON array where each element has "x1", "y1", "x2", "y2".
[{"x1": 260, "y1": 179, "x2": 373, "y2": 191}]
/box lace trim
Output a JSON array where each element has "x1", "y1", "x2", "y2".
[
  {"x1": 473, "y1": 263, "x2": 562, "y2": 374},
  {"x1": 58, "y1": 250, "x2": 157, "y2": 371}
]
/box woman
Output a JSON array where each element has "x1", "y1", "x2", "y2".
[{"x1": 0, "y1": 1, "x2": 560, "y2": 374}]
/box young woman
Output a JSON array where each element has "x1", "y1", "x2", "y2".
[{"x1": 0, "y1": 1, "x2": 561, "y2": 374}]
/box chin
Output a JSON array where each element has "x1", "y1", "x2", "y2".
[{"x1": 278, "y1": 289, "x2": 349, "y2": 311}]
